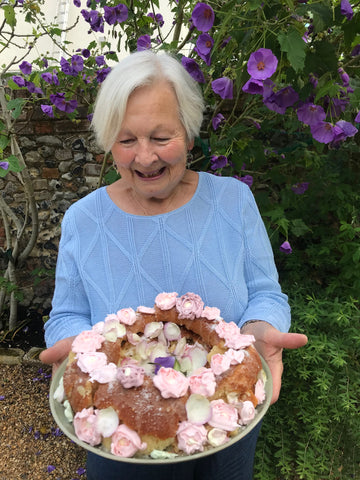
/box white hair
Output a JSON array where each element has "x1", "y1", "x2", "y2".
[{"x1": 91, "y1": 51, "x2": 205, "y2": 152}]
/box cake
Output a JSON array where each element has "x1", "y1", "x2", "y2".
[{"x1": 53, "y1": 292, "x2": 267, "y2": 459}]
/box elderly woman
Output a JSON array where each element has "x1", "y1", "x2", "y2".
[{"x1": 40, "y1": 51, "x2": 307, "y2": 480}]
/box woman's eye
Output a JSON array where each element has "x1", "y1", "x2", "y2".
[
  {"x1": 119, "y1": 139, "x2": 134, "y2": 144},
  {"x1": 153, "y1": 137, "x2": 169, "y2": 142}
]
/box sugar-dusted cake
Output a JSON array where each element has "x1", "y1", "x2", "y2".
[{"x1": 53, "y1": 292, "x2": 267, "y2": 459}]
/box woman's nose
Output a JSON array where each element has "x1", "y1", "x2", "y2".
[{"x1": 135, "y1": 140, "x2": 156, "y2": 165}]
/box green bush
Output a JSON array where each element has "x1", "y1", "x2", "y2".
[{"x1": 255, "y1": 292, "x2": 360, "y2": 479}]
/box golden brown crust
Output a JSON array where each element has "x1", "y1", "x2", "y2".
[{"x1": 63, "y1": 361, "x2": 98, "y2": 412}]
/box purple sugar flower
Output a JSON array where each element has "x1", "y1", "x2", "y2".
[
  {"x1": 341, "y1": 0, "x2": 353, "y2": 20},
  {"x1": 210, "y1": 155, "x2": 228, "y2": 170},
  {"x1": 0, "y1": 162, "x2": 9, "y2": 170},
  {"x1": 247, "y1": 48, "x2": 278, "y2": 80},
  {"x1": 181, "y1": 57, "x2": 205, "y2": 83},
  {"x1": 137, "y1": 34, "x2": 151, "y2": 51},
  {"x1": 154, "y1": 356, "x2": 175, "y2": 374},
  {"x1": 239, "y1": 175, "x2": 253, "y2": 187},
  {"x1": 212, "y1": 113, "x2": 225, "y2": 130},
  {"x1": 211, "y1": 77, "x2": 233, "y2": 99},
  {"x1": 50, "y1": 93, "x2": 78, "y2": 113},
  {"x1": 41, "y1": 105, "x2": 54, "y2": 118},
  {"x1": 191, "y1": 3, "x2": 215, "y2": 32},
  {"x1": 291, "y1": 182, "x2": 309, "y2": 194},
  {"x1": 310, "y1": 122, "x2": 339, "y2": 144},
  {"x1": 12, "y1": 76, "x2": 26, "y2": 87},
  {"x1": 297, "y1": 103, "x2": 326, "y2": 126},
  {"x1": 280, "y1": 241, "x2": 292, "y2": 254},
  {"x1": 242, "y1": 78, "x2": 263, "y2": 95}
]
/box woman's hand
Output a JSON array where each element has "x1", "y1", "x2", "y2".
[
  {"x1": 39, "y1": 336, "x2": 76, "y2": 373},
  {"x1": 241, "y1": 321, "x2": 308, "y2": 404}
]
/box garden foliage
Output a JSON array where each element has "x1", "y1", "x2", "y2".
[{"x1": 1, "y1": 0, "x2": 360, "y2": 478}]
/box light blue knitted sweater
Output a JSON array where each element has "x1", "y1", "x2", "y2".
[{"x1": 44, "y1": 172, "x2": 290, "y2": 347}]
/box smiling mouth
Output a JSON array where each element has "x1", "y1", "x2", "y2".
[{"x1": 135, "y1": 167, "x2": 166, "y2": 178}]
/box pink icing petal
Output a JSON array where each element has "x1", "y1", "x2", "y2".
[
  {"x1": 116, "y1": 307, "x2": 137, "y2": 325},
  {"x1": 176, "y1": 421, "x2": 207, "y2": 455},
  {"x1": 111, "y1": 424, "x2": 147, "y2": 457},
  {"x1": 208, "y1": 399, "x2": 239, "y2": 431},
  {"x1": 153, "y1": 367, "x2": 189, "y2": 398},
  {"x1": 73, "y1": 407, "x2": 102, "y2": 446},
  {"x1": 155, "y1": 292, "x2": 178, "y2": 310},
  {"x1": 72, "y1": 330, "x2": 105, "y2": 353}
]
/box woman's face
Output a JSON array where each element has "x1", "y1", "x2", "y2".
[{"x1": 111, "y1": 81, "x2": 193, "y2": 202}]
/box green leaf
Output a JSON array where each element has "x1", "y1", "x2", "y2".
[
  {"x1": 3, "y1": 5, "x2": 16, "y2": 28},
  {"x1": 291, "y1": 218, "x2": 311, "y2": 237},
  {"x1": 6, "y1": 98, "x2": 26, "y2": 120},
  {"x1": 278, "y1": 29, "x2": 306, "y2": 73},
  {"x1": 0, "y1": 135, "x2": 10, "y2": 151},
  {"x1": 7, "y1": 155, "x2": 24, "y2": 173}
]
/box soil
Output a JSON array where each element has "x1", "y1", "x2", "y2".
[{"x1": 0, "y1": 313, "x2": 88, "y2": 480}]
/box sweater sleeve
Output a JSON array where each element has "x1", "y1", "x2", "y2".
[
  {"x1": 44, "y1": 209, "x2": 92, "y2": 347},
  {"x1": 238, "y1": 184, "x2": 291, "y2": 332}
]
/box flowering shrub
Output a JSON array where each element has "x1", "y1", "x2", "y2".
[{"x1": 0, "y1": 1, "x2": 360, "y2": 476}]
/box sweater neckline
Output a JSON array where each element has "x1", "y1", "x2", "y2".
[{"x1": 103, "y1": 171, "x2": 205, "y2": 218}]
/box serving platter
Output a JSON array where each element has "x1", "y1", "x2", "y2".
[{"x1": 49, "y1": 355, "x2": 272, "y2": 464}]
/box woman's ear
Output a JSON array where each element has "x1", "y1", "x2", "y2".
[{"x1": 187, "y1": 139, "x2": 194, "y2": 151}]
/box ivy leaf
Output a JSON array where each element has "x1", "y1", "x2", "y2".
[{"x1": 278, "y1": 29, "x2": 306, "y2": 73}]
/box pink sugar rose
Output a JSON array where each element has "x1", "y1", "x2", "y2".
[
  {"x1": 255, "y1": 378, "x2": 266, "y2": 404},
  {"x1": 176, "y1": 292, "x2": 204, "y2": 320},
  {"x1": 111, "y1": 424, "x2": 147, "y2": 457},
  {"x1": 176, "y1": 421, "x2": 208, "y2": 455},
  {"x1": 208, "y1": 399, "x2": 239, "y2": 431},
  {"x1": 215, "y1": 321, "x2": 255, "y2": 349},
  {"x1": 76, "y1": 352, "x2": 108, "y2": 374},
  {"x1": 137, "y1": 306, "x2": 156, "y2": 314},
  {"x1": 117, "y1": 363, "x2": 145, "y2": 388},
  {"x1": 117, "y1": 307, "x2": 136, "y2": 325},
  {"x1": 239, "y1": 400, "x2": 256, "y2": 425},
  {"x1": 72, "y1": 330, "x2": 105, "y2": 353},
  {"x1": 155, "y1": 292, "x2": 178, "y2": 310},
  {"x1": 92, "y1": 321, "x2": 104, "y2": 334},
  {"x1": 89, "y1": 362, "x2": 118, "y2": 383},
  {"x1": 73, "y1": 407, "x2": 102, "y2": 446},
  {"x1": 201, "y1": 306, "x2": 221, "y2": 320},
  {"x1": 210, "y1": 353, "x2": 231, "y2": 375},
  {"x1": 224, "y1": 348, "x2": 245, "y2": 365},
  {"x1": 189, "y1": 367, "x2": 216, "y2": 397},
  {"x1": 153, "y1": 367, "x2": 189, "y2": 398}
]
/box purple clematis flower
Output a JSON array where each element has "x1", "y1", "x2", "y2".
[
  {"x1": 41, "y1": 104, "x2": 54, "y2": 118},
  {"x1": 26, "y1": 81, "x2": 43, "y2": 95},
  {"x1": 334, "y1": 120, "x2": 358, "y2": 141},
  {"x1": 247, "y1": 48, "x2": 278, "y2": 80},
  {"x1": 351, "y1": 44, "x2": 360, "y2": 56},
  {"x1": 41, "y1": 72, "x2": 59, "y2": 85},
  {"x1": 191, "y1": 2, "x2": 215, "y2": 32},
  {"x1": 239, "y1": 175, "x2": 253, "y2": 188},
  {"x1": 71, "y1": 54, "x2": 84, "y2": 73},
  {"x1": 338, "y1": 67, "x2": 350, "y2": 87},
  {"x1": 264, "y1": 86, "x2": 298, "y2": 114},
  {"x1": 280, "y1": 241, "x2": 292, "y2": 254},
  {"x1": 291, "y1": 182, "x2": 309, "y2": 194},
  {"x1": 50, "y1": 93, "x2": 78, "y2": 113},
  {"x1": 242, "y1": 78, "x2": 263, "y2": 95},
  {"x1": 74, "y1": 0, "x2": 81, "y2": 6},
  {"x1": 104, "y1": 4, "x2": 128, "y2": 25},
  {"x1": 297, "y1": 103, "x2": 326, "y2": 126},
  {"x1": 96, "y1": 67, "x2": 111, "y2": 83},
  {"x1": 95, "y1": 55, "x2": 106, "y2": 66},
  {"x1": 19, "y1": 61, "x2": 32, "y2": 75},
  {"x1": 137, "y1": 34, "x2": 151, "y2": 51},
  {"x1": 148, "y1": 12, "x2": 164, "y2": 27},
  {"x1": 211, "y1": 77, "x2": 233, "y2": 99},
  {"x1": 355, "y1": 111, "x2": 360, "y2": 123},
  {"x1": 310, "y1": 122, "x2": 341, "y2": 144},
  {"x1": 0, "y1": 162, "x2": 9, "y2": 170},
  {"x1": 196, "y1": 33, "x2": 214, "y2": 55},
  {"x1": 212, "y1": 113, "x2": 225, "y2": 130},
  {"x1": 181, "y1": 57, "x2": 205, "y2": 83},
  {"x1": 341, "y1": 0, "x2": 353, "y2": 20},
  {"x1": 210, "y1": 155, "x2": 228, "y2": 170},
  {"x1": 12, "y1": 76, "x2": 26, "y2": 87},
  {"x1": 81, "y1": 9, "x2": 104, "y2": 32}
]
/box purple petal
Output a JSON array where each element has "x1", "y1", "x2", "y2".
[
  {"x1": 181, "y1": 57, "x2": 205, "y2": 83},
  {"x1": 247, "y1": 48, "x2": 278, "y2": 80},
  {"x1": 280, "y1": 241, "x2": 292, "y2": 254},
  {"x1": 191, "y1": 3, "x2": 215, "y2": 32},
  {"x1": 211, "y1": 77, "x2": 233, "y2": 99}
]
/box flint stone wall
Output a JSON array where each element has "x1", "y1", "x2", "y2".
[{"x1": 0, "y1": 110, "x2": 110, "y2": 313}]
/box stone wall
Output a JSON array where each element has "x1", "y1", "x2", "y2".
[{"x1": 0, "y1": 107, "x2": 110, "y2": 313}]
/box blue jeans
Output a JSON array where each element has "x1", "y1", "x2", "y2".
[{"x1": 86, "y1": 421, "x2": 262, "y2": 480}]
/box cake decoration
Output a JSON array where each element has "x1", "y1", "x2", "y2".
[{"x1": 53, "y1": 292, "x2": 267, "y2": 459}]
